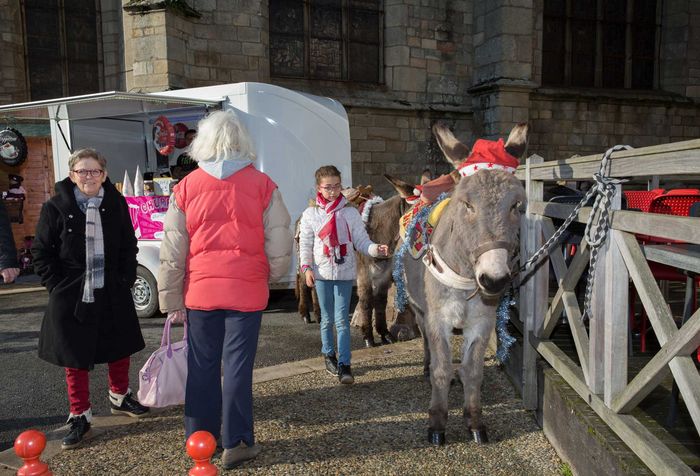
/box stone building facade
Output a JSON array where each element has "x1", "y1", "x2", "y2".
[{"x1": 1, "y1": 0, "x2": 699, "y2": 202}]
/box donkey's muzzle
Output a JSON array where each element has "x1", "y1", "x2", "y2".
[{"x1": 477, "y1": 273, "x2": 509, "y2": 295}]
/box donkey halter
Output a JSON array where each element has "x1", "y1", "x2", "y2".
[{"x1": 422, "y1": 231, "x2": 517, "y2": 300}]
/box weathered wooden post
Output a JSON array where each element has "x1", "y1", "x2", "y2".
[
  {"x1": 589, "y1": 183, "x2": 628, "y2": 402},
  {"x1": 520, "y1": 154, "x2": 548, "y2": 409}
]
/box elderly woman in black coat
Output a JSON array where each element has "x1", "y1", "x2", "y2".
[{"x1": 32, "y1": 148, "x2": 149, "y2": 450}]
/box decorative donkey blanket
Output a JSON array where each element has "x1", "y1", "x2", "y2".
[{"x1": 399, "y1": 198, "x2": 451, "y2": 259}]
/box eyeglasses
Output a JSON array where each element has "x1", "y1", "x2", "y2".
[
  {"x1": 319, "y1": 184, "x2": 342, "y2": 191},
  {"x1": 71, "y1": 169, "x2": 104, "y2": 178}
]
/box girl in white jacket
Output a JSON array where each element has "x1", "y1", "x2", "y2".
[{"x1": 299, "y1": 165, "x2": 388, "y2": 384}]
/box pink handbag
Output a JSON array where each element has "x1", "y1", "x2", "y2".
[{"x1": 137, "y1": 316, "x2": 188, "y2": 408}]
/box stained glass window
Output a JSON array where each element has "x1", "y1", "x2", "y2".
[
  {"x1": 24, "y1": 0, "x2": 100, "y2": 100},
  {"x1": 542, "y1": 0, "x2": 658, "y2": 90},
  {"x1": 270, "y1": 0, "x2": 382, "y2": 83}
]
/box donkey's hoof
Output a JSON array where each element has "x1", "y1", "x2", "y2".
[
  {"x1": 380, "y1": 333, "x2": 395, "y2": 345},
  {"x1": 364, "y1": 338, "x2": 378, "y2": 348},
  {"x1": 302, "y1": 315, "x2": 313, "y2": 324},
  {"x1": 427, "y1": 429, "x2": 446, "y2": 446},
  {"x1": 469, "y1": 427, "x2": 489, "y2": 444}
]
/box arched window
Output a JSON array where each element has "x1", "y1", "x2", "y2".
[
  {"x1": 24, "y1": 0, "x2": 100, "y2": 100},
  {"x1": 269, "y1": 0, "x2": 383, "y2": 83}
]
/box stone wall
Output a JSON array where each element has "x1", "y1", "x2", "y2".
[
  {"x1": 384, "y1": 0, "x2": 472, "y2": 105},
  {"x1": 272, "y1": 0, "x2": 475, "y2": 195},
  {"x1": 123, "y1": 9, "x2": 170, "y2": 92},
  {"x1": 0, "y1": 0, "x2": 27, "y2": 104},
  {"x1": 123, "y1": 0, "x2": 269, "y2": 92},
  {"x1": 529, "y1": 91, "x2": 700, "y2": 162},
  {"x1": 347, "y1": 108, "x2": 472, "y2": 198}
]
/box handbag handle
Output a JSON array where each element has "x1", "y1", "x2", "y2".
[{"x1": 162, "y1": 313, "x2": 188, "y2": 358}]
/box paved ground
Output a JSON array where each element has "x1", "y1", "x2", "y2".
[
  {"x1": 2, "y1": 341, "x2": 563, "y2": 475},
  {"x1": 0, "y1": 280, "x2": 364, "y2": 452},
  {"x1": 0, "y1": 279, "x2": 565, "y2": 475}
]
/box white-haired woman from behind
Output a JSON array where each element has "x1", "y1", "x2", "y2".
[{"x1": 158, "y1": 110, "x2": 292, "y2": 469}]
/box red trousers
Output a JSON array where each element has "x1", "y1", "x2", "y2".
[{"x1": 65, "y1": 357, "x2": 130, "y2": 414}]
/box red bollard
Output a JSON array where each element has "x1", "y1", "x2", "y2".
[
  {"x1": 14, "y1": 430, "x2": 52, "y2": 476},
  {"x1": 186, "y1": 431, "x2": 217, "y2": 476}
]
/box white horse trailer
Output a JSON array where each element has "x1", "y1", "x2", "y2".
[{"x1": 0, "y1": 83, "x2": 352, "y2": 317}]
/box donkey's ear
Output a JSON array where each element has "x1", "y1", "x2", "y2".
[
  {"x1": 504, "y1": 123, "x2": 529, "y2": 159},
  {"x1": 384, "y1": 174, "x2": 415, "y2": 198},
  {"x1": 432, "y1": 122, "x2": 470, "y2": 169}
]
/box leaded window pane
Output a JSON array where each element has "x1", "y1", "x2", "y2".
[
  {"x1": 349, "y1": 42, "x2": 379, "y2": 82},
  {"x1": 270, "y1": 0, "x2": 304, "y2": 34},
  {"x1": 270, "y1": 36, "x2": 305, "y2": 77},
  {"x1": 350, "y1": 9, "x2": 380, "y2": 43},
  {"x1": 310, "y1": 38, "x2": 342, "y2": 79}
]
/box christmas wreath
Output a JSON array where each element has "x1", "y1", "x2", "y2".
[{"x1": 153, "y1": 116, "x2": 176, "y2": 155}]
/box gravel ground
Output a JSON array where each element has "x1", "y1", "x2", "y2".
[{"x1": 48, "y1": 344, "x2": 563, "y2": 475}]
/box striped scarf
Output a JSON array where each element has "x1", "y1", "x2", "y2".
[
  {"x1": 316, "y1": 193, "x2": 351, "y2": 260},
  {"x1": 74, "y1": 187, "x2": 105, "y2": 303}
]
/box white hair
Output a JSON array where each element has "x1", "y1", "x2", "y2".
[{"x1": 188, "y1": 109, "x2": 256, "y2": 163}]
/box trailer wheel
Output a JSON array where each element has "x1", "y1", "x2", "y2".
[{"x1": 132, "y1": 265, "x2": 159, "y2": 318}]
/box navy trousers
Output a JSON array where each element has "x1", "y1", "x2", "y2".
[{"x1": 184, "y1": 309, "x2": 262, "y2": 449}]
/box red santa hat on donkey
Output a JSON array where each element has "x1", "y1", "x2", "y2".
[{"x1": 457, "y1": 138, "x2": 520, "y2": 178}]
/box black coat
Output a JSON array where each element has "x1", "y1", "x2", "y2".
[
  {"x1": 32, "y1": 177, "x2": 145, "y2": 369},
  {"x1": 0, "y1": 200, "x2": 19, "y2": 270}
]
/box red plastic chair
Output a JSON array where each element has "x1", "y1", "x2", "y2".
[
  {"x1": 623, "y1": 188, "x2": 664, "y2": 212},
  {"x1": 624, "y1": 189, "x2": 700, "y2": 354}
]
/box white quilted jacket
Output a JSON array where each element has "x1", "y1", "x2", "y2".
[{"x1": 298, "y1": 205, "x2": 380, "y2": 281}]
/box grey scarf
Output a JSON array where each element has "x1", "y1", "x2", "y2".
[{"x1": 74, "y1": 187, "x2": 105, "y2": 303}]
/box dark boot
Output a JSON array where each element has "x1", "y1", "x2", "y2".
[
  {"x1": 62, "y1": 414, "x2": 92, "y2": 449},
  {"x1": 324, "y1": 354, "x2": 338, "y2": 376},
  {"x1": 338, "y1": 364, "x2": 354, "y2": 384},
  {"x1": 109, "y1": 390, "x2": 149, "y2": 418}
]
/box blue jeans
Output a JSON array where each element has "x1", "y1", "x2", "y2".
[
  {"x1": 184, "y1": 309, "x2": 262, "y2": 449},
  {"x1": 315, "y1": 279, "x2": 353, "y2": 366}
]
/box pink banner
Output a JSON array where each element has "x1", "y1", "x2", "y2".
[{"x1": 125, "y1": 196, "x2": 170, "y2": 240}]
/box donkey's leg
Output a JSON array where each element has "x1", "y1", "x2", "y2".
[
  {"x1": 296, "y1": 273, "x2": 313, "y2": 324},
  {"x1": 373, "y1": 282, "x2": 395, "y2": 345},
  {"x1": 426, "y1": 321, "x2": 452, "y2": 446},
  {"x1": 421, "y1": 327, "x2": 431, "y2": 382},
  {"x1": 355, "y1": 262, "x2": 377, "y2": 347},
  {"x1": 458, "y1": 317, "x2": 495, "y2": 444}
]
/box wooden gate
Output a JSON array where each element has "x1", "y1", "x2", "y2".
[{"x1": 515, "y1": 139, "x2": 700, "y2": 475}]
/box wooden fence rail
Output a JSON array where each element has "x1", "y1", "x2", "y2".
[{"x1": 516, "y1": 139, "x2": 700, "y2": 475}]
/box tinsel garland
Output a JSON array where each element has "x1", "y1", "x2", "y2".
[
  {"x1": 361, "y1": 195, "x2": 384, "y2": 224},
  {"x1": 392, "y1": 193, "x2": 449, "y2": 313},
  {"x1": 391, "y1": 192, "x2": 515, "y2": 362},
  {"x1": 495, "y1": 291, "x2": 516, "y2": 363}
]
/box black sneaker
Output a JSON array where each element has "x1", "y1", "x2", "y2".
[
  {"x1": 62, "y1": 415, "x2": 92, "y2": 449},
  {"x1": 110, "y1": 391, "x2": 149, "y2": 418},
  {"x1": 324, "y1": 354, "x2": 339, "y2": 376},
  {"x1": 338, "y1": 364, "x2": 354, "y2": 384}
]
